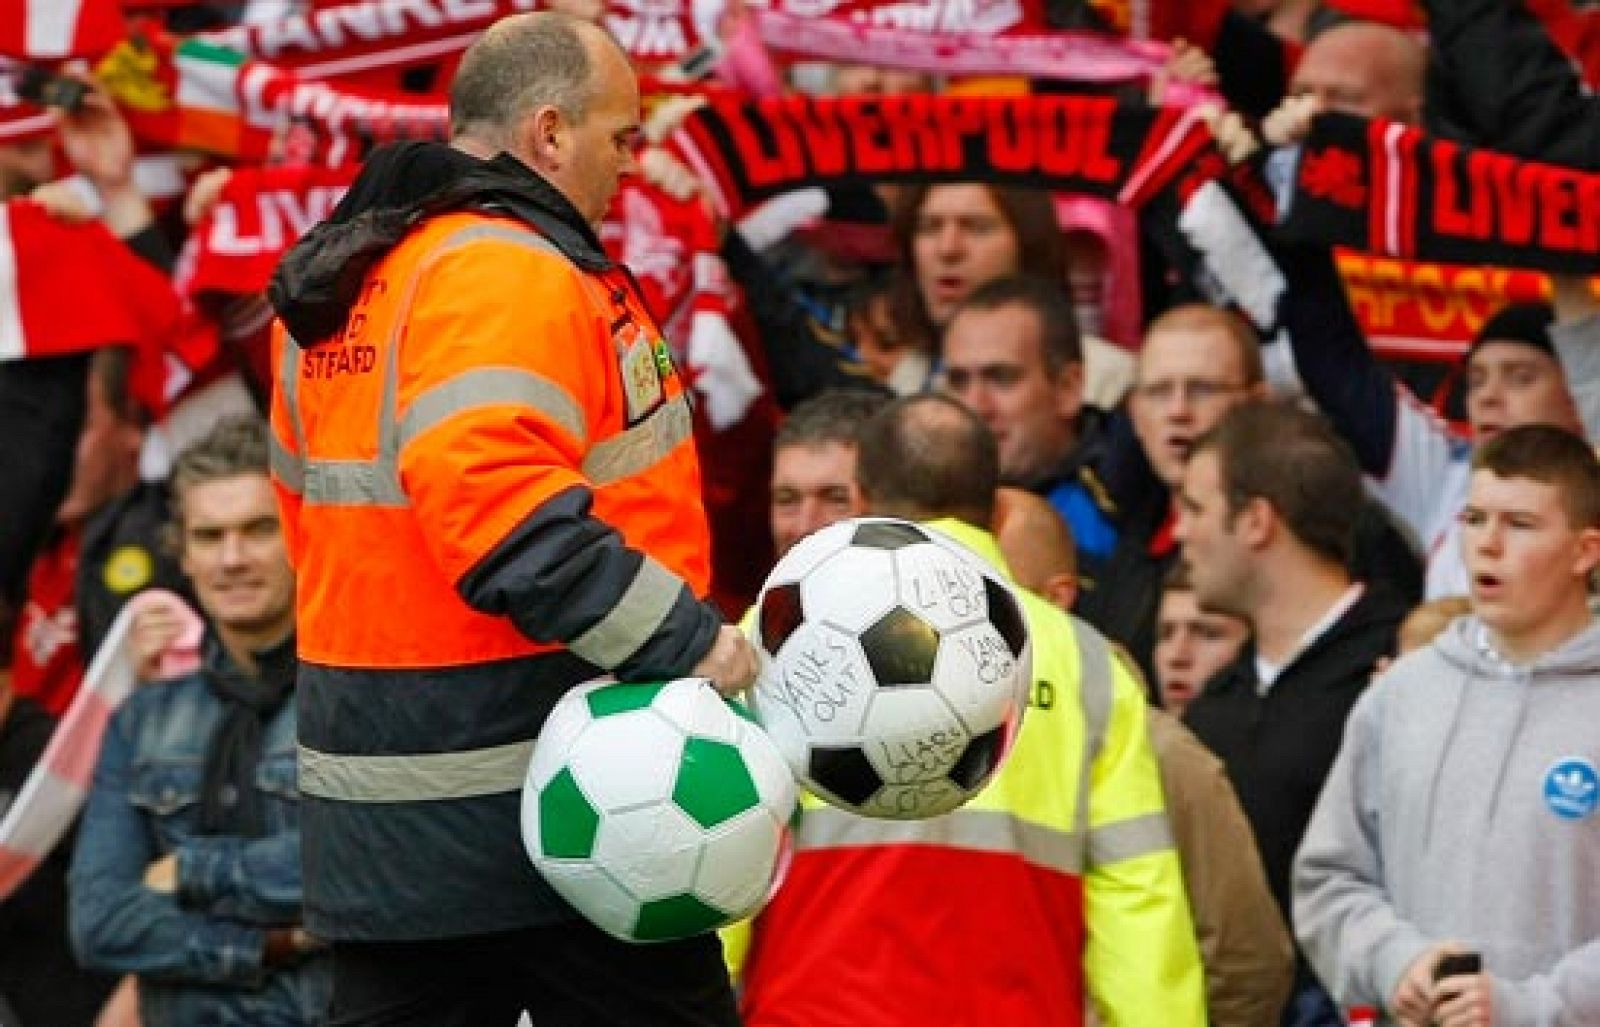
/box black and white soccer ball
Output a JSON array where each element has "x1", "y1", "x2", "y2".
[{"x1": 749, "y1": 517, "x2": 1032, "y2": 820}]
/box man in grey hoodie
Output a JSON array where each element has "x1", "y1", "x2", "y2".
[{"x1": 1295, "y1": 423, "x2": 1600, "y2": 1027}]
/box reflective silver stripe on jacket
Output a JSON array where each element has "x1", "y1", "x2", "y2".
[
  {"x1": 298, "y1": 740, "x2": 535, "y2": 802},
  {"x1": 268, "y1": 429, "x2": 304, "y2": 495},
  {"x1": 1071, "y1": 615, "x2": 1113, "y2": 850},
  {"x1": 582, "y1": 394, "x2": 694, "y2": 485},
  {"x1": 1087, "y1": 810, "x2": 1174, "y2": 865},
  {"x1": 796, "y1": 805, "x2": 1086, "y2": 875},
  {"x1": 284, "y1": 223, "x2": 567, "y2": 508},
  {"x1": 566, "y1": 556, "x2": 684, "y2": 669},
  {"x1": 280, "y1": 221, "x2": 686, "y2": 507},
  {"x1": 400, "y1": 365, "x2": 588, "y2": 451},
  {"x1": 1069, "y1": 617, "x2": 1174, "y2": 866}
]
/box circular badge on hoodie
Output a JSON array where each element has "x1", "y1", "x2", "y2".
[
  {"x1": 1543, "y1": 758, "x2": 1600, "y2": 820},
  {"x1": 103, "y1": 545, "x2": 154, "y2": 595}
]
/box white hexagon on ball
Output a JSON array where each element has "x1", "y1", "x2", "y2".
[
  {"x1": 857, "y1": 688, "x2": 972, "y2": 789},
  {"x1": 799, "y1": 546, "x2": 897, "y2": 634},
  {"x1": 649, "y1": 678, "x2": 741, "y2": 745},
  {"x1": 589, "y1": 802, "x2": 705, "y2": 903},
  {"x1": 930, "y1": 622, "x2": 1027, "y2": 733},
  {"x1": 752, "y1": 620, "x2": 878, "y2": 743},
  {"x1": 537, "y1": 861, "x2": 641, "y2": 939},
  {"x1": 524, "y1": 686, "x2": 599, "y2": 793},
  {"x1": 690, "y1": 809, "x2": 784, "y2": 917},
  {"x1": 567, "y1": 713, "x2": 683, "y2": 812}
]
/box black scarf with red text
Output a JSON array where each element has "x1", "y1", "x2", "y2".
[
  {"x1": 675, "y1": 94, "x2": 1217, "y2": 218},
  {"x1": 1279, "y1": 112, "x2": 1600, "y2": 276}
]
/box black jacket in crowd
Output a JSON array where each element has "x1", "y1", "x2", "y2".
[{"x1": 1183, "y1": 584, "x2": 1407, "y2": 931}]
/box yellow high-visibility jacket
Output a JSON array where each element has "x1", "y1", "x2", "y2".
[{"x1": 730, "y1": 518, "x2": 1205, "y2": 1026}]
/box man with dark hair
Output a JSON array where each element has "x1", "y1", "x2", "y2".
[
  {"x1": 70, "y1": 415, "x2": 328, "y2": 1025},
  {"x1": 269, "y1": 12, "x2": 755, "y2": 1025},
  {"x1": 1178, "y1": 400, "x2": 1408, "y2": 1027},
  {"x1": 1054, "y1": 299, "x2": 1420, "y2": 691},
  {"x1": 943, "y1": 275, "x2": 1094, "y2": 502},
  {"x1": 992, "y1": 493, "x2": 1294, "y2": 1027},
  {"x1": 1297, "y1": 424, "x2": 1600, "y2": 1027},
  {"x1": 769, "y1": 389, "x2": 888, "y2": 556},
  {"x1": 737, "y1": 393, "x2": 1205, "y2": 1026}
]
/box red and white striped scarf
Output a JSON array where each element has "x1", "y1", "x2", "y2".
[
  {"x1": 0, "y1": 590, "x2": 203, "y2": 901},
  {"x1": 0, "y1": 0, "x2": 126, "y2": 59}
]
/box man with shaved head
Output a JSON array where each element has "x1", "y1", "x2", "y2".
[
  {"x1": 270, "y1": 13, "x2": 752, "y2": 1025},
  {"x1": 1289, "y1": 20, "x2": 1425, "y2": 124}
]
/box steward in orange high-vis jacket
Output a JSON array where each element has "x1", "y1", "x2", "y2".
[
  {"x1": 265, "y1": 144, "x2": 754, "y2": 959},
  {"x1": 267, "y1": 17, "x2": 758, "y2": 1024}
]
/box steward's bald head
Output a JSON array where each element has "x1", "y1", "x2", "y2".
[{"x1": 450, "y1": 12, "x2": 616, "y2": 151}]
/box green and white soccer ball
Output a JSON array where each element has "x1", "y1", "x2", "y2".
[{"x1": 521, "y1": 677, "x2": 798, "y2": 943}]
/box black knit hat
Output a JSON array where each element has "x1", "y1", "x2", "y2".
[{"x1": 1465, "y1": 302, "x2": 1557, "y2": 365}]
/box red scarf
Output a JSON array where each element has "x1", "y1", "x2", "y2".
[
  {"x1": 0, "y1": 0, "x2": 125, "y2": 59},
  {"x1": 0, "y1": 200, "x2": 196, "y2": 413},
  {"x1": 185, "y1": 164, "x2": 356, "y2": 297}
]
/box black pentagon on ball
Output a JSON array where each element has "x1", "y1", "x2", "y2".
[
  {"x1": 983, "y1": 576, "x2": 1028, "y2": 659},
  {"x1": 860, "y1": 606, "x2": 941, "y2": 686},
  {"x1": 948, "y1": 723, "x2": 1009, "y2": 791},
  {"x1": 760, "y1": 582, "x2": 805, "y2": 654},
  {"x1": 851, "y1": 520, "x2": 930, "y2": 550},
  {"x1": 809, "y1": 745, "x2": 884, "y2": 806}
]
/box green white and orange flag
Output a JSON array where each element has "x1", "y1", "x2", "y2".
[
  {"x1": 96, "y1": 27, "x2": 450, "y2": 164},
  {"x1": 96, "y1": 30, "x2": 266, "y2": 159}
]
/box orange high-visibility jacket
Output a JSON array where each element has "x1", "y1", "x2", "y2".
[{"x1": 268, "y1": 168, "x2": 720, "y2": 941}]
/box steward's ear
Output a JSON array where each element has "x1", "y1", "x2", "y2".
[{"x1": 518, "y1": 105, "x2": 567, "y2": 172}]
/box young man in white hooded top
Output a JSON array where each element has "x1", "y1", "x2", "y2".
[{"x1": 1294, "y1": 423, "x2": 1600, "y2": 1027}]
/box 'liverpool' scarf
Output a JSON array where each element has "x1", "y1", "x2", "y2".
[
  {"x1": 186, "y1": 164, "x2": 356, "y2": 299},
  {"x1": 1281, "y1": 112, "x2": 1600, "y2": 276},
  {"x1": 676, "y1": 93, "x2": 1214, "y2": 219},
  {"x1": 1334, "y1": 251, "x2": 1555, "y2": 363}
]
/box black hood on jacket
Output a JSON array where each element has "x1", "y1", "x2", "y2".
[
  {"x1": 269, "y1": 144, "x2": 613, "y2": 349},
  {"x1": 322, "y1": 140, "x2": 480, "y2": 226}
]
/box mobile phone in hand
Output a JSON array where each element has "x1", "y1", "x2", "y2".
[
  {"x1": 1434, "y1": 952, "x2": 1482, "y2": 982},
  {"x1": 15, "y1": 67, "x2": 87, "y2": 112}
]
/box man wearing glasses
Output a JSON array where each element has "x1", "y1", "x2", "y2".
[
  {"x1": 1063, "y1": 305, "x2": 1266, "y2": 682},
  {"x1": 1060, "y1": 304, "x2": 1419, "y2": 686}
]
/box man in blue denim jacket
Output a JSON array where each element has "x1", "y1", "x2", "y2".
[{"x1": 70, "y1": 416, "x2": 329, "y2": 1025}]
